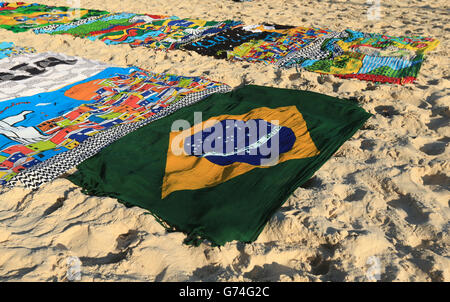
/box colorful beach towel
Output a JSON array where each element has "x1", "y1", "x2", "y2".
[
  {"x1": 0, "y1": 2, "x2": 108, "y2": 32},
  {"x1": 0, "y1": 2, "x2": 440, "y2": 83},
  {"x1": 181, "y1": 24, "x2": 296, "y2": 59},
  {"x1": 33, "y1": 13, "x2": 138, "y2": 37},
  {"x1": 35, "y1": 13, "x2": 242, "y2": 50},
  {"x1": 67, "y1": 85, "x2": 371, "y2": 246},
  {"x1": 34, "y1": 13, "x2": 167, "y2": 41},
  {"x1": 226, "y1": 26, "x2": 332, "y2": 64},
  {"x1": 96, "y1": 17, "x2": 242, "y2": 49},
  {"x1": 0, "y1": 53, "x2": 230, "y2": 186},
  {"x1": 276, "y1": 29, "x2": 440, "y2": 84},
  {"x1": 0, "y1": 51, "x2": 108, "y2": 101}
]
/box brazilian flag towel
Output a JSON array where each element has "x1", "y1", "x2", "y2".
[{"x1": 68, "y1": 85, "x2": 371, "y2": 246}]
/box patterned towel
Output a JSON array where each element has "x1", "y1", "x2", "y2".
[
  {"x1": 67, "y1": 85, "x2": 371, "y2": 246},
  {"x1": 0, "y1": 51, "x2": 108, "y2": 101},
  {"x1": 276, "y1": 29, "x2": 440, "y2": 84},
  {"x1": 181, "y1": 24, "x2": 296, "y2": 59},
  {"x1": 0, "y1": 50, "x2": 230, "y2": 187},
  {"x1": 33, "y1": 13, "x2": 138, "y2": 37},
  {"x1": 0, "y1": 1, "x2": 108, "y2": 32},
  {"x1": 223, "y1": 25, "x2": 331, "y2": 64},
  {"x1": 35, "y1": 13, "x2": 242, "y2": 50},
  {"x1": 0, "y1": 2, "x2": 441, "y2": 84}
]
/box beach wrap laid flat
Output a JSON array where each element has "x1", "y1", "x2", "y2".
[
  {"x1": 181, "y1": 24, "x2": 331, "y2": 62},
  {"x1": 67, "y1": 85, "x2": 371, "y2": 246},
  {"x1": 0, "y1": 2, "x2": 437, "y2": 84},
  {"x1": 0, "y1": 50, "x2": 230, "y2": 187},
  {"x1": 180, "y1": 24, "x2": 298, "y2": 59},
  {"x1": 35, "y1": 13, "x2": 243, "y2": 49},
  {"x1": 275, "y1": 29, "x2": 440, "y2": 84},
  {"x1": 0, "y1": 50, "x2": 108, "y2": 101},
  {"x1": 0, "y1": 1, "x2": 108, "y2": 32}
]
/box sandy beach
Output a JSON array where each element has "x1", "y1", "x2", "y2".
[{"x1": 0, "y1": 0, "x2": 448, "y2": 281}]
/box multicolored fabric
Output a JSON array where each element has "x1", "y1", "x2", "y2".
[
  {"x1": 0, "y1": 60, "x2": 229, "y2": 185},
  {"x1": 32, "y1": 14, "x2": 128, "y2": 36},
  {"x1": 226, "y1": 26, "x2": 332, "y2": 64},
  {"x1": 0, "y1": 2, "x2": 440, "y2": 84},
  {"x1": 34, "y1": 13, "x2": 156, "y2": 38},
  {"x1": 0, "y1": 41, "x2": 35, "y2": 59},
  {"x1": 181, "y1": 24, "x2": 295, "y2": 59},
  {"x1": 67, "y1": 85, "x2": 371, "y2": 246},
  {"x1": 0, "y1": 51, "x2": 109, "y2": 101},
  {"x1": 95, "y1": 17, "x2": 242, "y2": 49},
  {"x1": 35, "y1": 13, "x2": 242, "y2": 50},
  {"x1": 276, "y1": 29, "x2": 440, "y2": 84},
  {"x1": 0, "y1": 2, "x2": 108, "y2": 32},
  {"x1": 9, "y1": 85, "x2": 230, "y2": 189}
]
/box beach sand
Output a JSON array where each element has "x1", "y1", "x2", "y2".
[{"x1": 0, "y1": 0, "x2": 448, "y2": 281}]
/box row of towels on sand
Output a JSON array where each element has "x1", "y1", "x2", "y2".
[
  {"x1": 0, "y1": 43, "x2": 370, "y2": 245},
  {"x1": 0, "y1": 2, "x2": 440, "y2": 84}
]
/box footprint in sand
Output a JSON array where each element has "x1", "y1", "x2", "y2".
[
  {"x1": 344, "y1": 188, "x2": 367, "y2": 202},
  {"x1": 422, "y1": 173, "x2": 450, "y2": 192},
  {"x1": 387, "y1": 194, "x2": 430, "y2": 225},
  {"x1": 419, "y1": 138, "x2": 448, "y2": 156},
  {"x1": 360, "y1": 139, "x2": 376, "y2": 151},
  {"x1": 374, "y1": 105, "x2": 400, "y2": 117}
]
